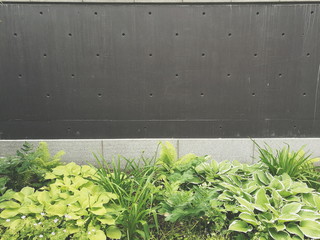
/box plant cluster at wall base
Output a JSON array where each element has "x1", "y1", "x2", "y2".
[{"x1": 0, "y1": 141, "x2": 320, "y2": 240}]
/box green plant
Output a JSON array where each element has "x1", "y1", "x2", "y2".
[
  {"x1": 0, "y1": 163, "x2": 122, "y2": 240},
  {"x1": 157, "y1": 142, "x2": 228, "y2": 236},
  {"x1": 92, "y1": 154, "x2": 159, "y2": 240},
  {"x1": 253, "y1": 140, "x2": 320, "y2": 189},
  {"x1": 157, "y1": 142, "x2": 320, "y2": 239},
  {"x1": 0, "y1": 142, "x2": 65, "y2": 193}
]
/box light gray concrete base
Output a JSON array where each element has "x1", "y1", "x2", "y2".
[{"x1": 1, "y1": 138, "x2": 320, "y2": 166}]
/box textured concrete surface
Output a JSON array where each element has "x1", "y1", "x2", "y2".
[
  {"x1": 0, "y1": 140, "x2": 103, "y2": 166},
  {"x1": 1, "y1": 138, "x2": 320, "y2": 166},
  {"x1": 179, "y1": 139, "x2": 254, "y2": 163},
  {"x1": 1, "y1": 0, "x2": 319, "y2": 3},
  {"x1": 101, "y1": 139, "x2": 178, "y2": 168}
]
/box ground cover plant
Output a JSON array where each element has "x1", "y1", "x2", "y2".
[
  {"x1": 0, "y1": 142, "x2": 65, "y2": 194},
  {"x1": 0, "y1": 141, "x2": 319, "y2": 239}
]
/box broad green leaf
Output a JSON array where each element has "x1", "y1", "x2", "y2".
[
  {"x1": 239, "y1": 213, "x2": 259, "y2": 226},
  {"x1": 0, "y1": 208, "x2": 19, "y2": 218},
  {"x1": 271, "y1": 190, "x2": 283, "y2": 208},
  {"x1": 314, "y1": 195, "x2": 320, "y2": 210},
  {"x1": 46, "y1": 204, "x2": 67, "y2": 216},
  {"x1": 106, "y1": 226, "x2": 122, "y2": 239},
  {"x1": 298, "y1": 220, "x2": 320, "y2": 239},
  {"x1": 90, "y1": 207, "x2": 107, "y2": 216},
  {"x1": 287, "y1": 223, "x2": 304, "y2": 239},
  {"x1": 97, "y1": 215, "x2": 116, "y2": 225},
  {"x1": 269, "y1": 228, "x2": 291, "y2": 240},
  {"x1": 44, "y1": 172, "x2": 56, "y2": 180},
  {"x1": 89, "y1": 230, "x2": 106, "y2": 240},
  {"x1": 220, "y1": 182, "x2": 240, "y2": 194},
  {"x1": 0, "y1": 201, "x2": 20, "y2": 209},
  {"x1": 218, "y1": 161, "x2": 232, "y2": 174},
  {"x1": 277, "y1": 214, "x2": 299, "y2": 222},
  {"x1": 235, "y1": 197, "x2": 254, "y2": 213},
  {"x1": 37, "y1": 191, "x2": 51, "y2": 206},
  {"x1": 228, "y1": 220, "x2": 253, "y2": 233},
  {"x1": 255, "y1": 188, "x2": 269, "y2": 211},
  {"x1": 281, "y1": 203, "x2": 302, "y2": 215},
  {"x1": 302, "y1": 193, "x2": 315, "y2": 207},
  {"x1": 20, "y1": 187, "x2": 34, "y2": 196},
  {"x1": 29, "y1": 204, "x2": 43, "y2": 213},
  {"x1": 9, "y1": 219, "x2": 23, "y2": 231},
  {"x1": 269, "y1": 179, "x2": 285, "y2": 190},
  {"x1": 298, "y1": 210, "x2": 320, "y2": 220},
  {"x1": 255, "y1": 171, "x2": 270, "y2": 185},
  {"x1": 274, "y1": 222, "x2": 285, "y2": 231}
]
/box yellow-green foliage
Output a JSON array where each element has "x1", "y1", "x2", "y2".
[{"x1": 0, "y1": 163, "x2": 122, "y2": 240}]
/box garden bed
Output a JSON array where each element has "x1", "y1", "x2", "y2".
[{"x1": 0, "y1": 141, "x2": 320, "y2": 240}]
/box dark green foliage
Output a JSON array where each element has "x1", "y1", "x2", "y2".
[
  {"x1": 0, "y1": 142, "x2": 64, "y2": 193},
  {"x1": 92, "y1": 154, "x2": 160, "y2": 240},
  {"x1": 253, "y1": 140, "x2": 320, "y2": 190}
]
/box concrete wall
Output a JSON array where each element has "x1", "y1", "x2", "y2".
[
  {"x1": 1, "y1": 138, "x2": 320, "y2": 165},
  {"x1": 1, "y1": 0, "x2": 320, "y2": 2}
]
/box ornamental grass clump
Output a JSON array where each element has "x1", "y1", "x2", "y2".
[
  {"x1": 253, "y1": 140, "x2": 320, "y2": 190},
  {"x1": 92, "y1": 154, "x2": 160, "y2": 240}
]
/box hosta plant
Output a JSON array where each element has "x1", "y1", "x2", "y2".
[{"x1": 0, "y1": 163, "x2": 122, "y2": 240}]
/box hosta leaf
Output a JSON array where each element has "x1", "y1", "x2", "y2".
[
  {"x1": 277, "y1": 214, "x2": 299, "y2": 222},
  {"x1": 9, "y1": 219, "x2": 23, "y2": 231},
  {"x1": 239, "y1": 213, "x2": 259, "y2": 226},
  {"x1": 255, "y1": 171, "x2": 270, "y2": 185},
  {"x1": 218, "y1": 161, "x2": 232, "y2": 174},
  {"x1": 97, "y1": 215, "x2": 116, "y2": 225},
  {"x1": 271, "y1": 190, "x2": 283, "y2": 208},
  {"x1": 298, "y1": 220, "x2": 320, "y2": 239},
  {"x1": 235, "y1": 197, "x2": 254, "y2": 213},
  {"x1": 287, "y1": 222, "x2": 304, "y2": 239},
  {"x1": 220, "y1": 182, "x2": 240, "y2": 194},
  {"x1": 106, "y1": 226, "x2": 122, "y2": 239},
  {"x1": 89, "y1": 230, "x2": 106, "y2": 240},
  {"x1": 20, "y1": 187, "x2": 34, "y2": 196},
  {"x1": 29, "y1": 204, "x2": 43, "y2": 213},
  {"x1": 274, "y1": 222, "x2": 285, "y2": 231},
  {"x1": 228, "y1": 220, "x2": 253, "y2": 233},
  {"x1": 269, "y1": 228, "x2": 291, "y2": 240},
  {"x1": 269, "y1": 178, "x2": 285, "y2": 191},
  {"x1": 0, "y1": 208, "x2": 19, "y2": 218},
  {"x1": 0, "y1": 201, "x2": 20, "y2": 209},
  {"x1": 37, "y1": 191, "x2": 51, "y2": 206},
  {"x1": 46, "y1": 204, "x2": 67, "y2": 216},
  {"x1": 298, "y1": 210, "x2": 320, "y2": 220},
  {"x1": 90, "y1": 207, "x2": 107, "y2": 216},
  {"x1": 314, "y1": 195, "x2": 320, "y2": 210},
  {"x1": 281, "y1": 203, "x2": 302, "y2": 215},
  {"x1": 302, "y1": 193, "x2": 316, "y2": 207},
  {"x1": 255, "y1": 188, "x2": 269, "y2": 211}
]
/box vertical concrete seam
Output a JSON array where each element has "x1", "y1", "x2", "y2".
[
  {"x1": 177, "y1": 139, "x2": 180, "y2": 159},
  {"x1": 252, "y1": 141, "x2": 255, "y2": 164},
  {"x1": 101, "y1": 140, "x2": 104, "y2": 158}
]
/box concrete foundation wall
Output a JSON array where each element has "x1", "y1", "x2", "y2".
[
  {"x1": 1, "y1": 138, "x2": 320, "y2": 165},
  {"x1": 1, "y1": 0, "x2": 320, "y2": 2}
]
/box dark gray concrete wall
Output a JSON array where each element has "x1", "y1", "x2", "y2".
[{"x1": 0, "y1": 3, "x2": 320, "y2": 139}]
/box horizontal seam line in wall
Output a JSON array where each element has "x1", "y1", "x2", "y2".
[{"x1": 0, "y1": 119, "x2": 310, "y2": 122}]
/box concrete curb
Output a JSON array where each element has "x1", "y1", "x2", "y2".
[
  {"x1": 1, "y1": 0, "x2": 320, "y2": 3},
  {"x1": 1, "y1": 138, "x2": 320, "y2": 165}
]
